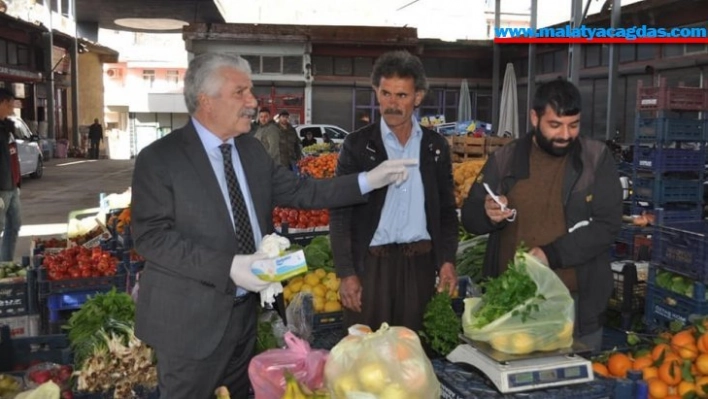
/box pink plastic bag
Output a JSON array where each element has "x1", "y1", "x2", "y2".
[{"x1": 248, "y1": 331, "x2": 328, "y2": 398}]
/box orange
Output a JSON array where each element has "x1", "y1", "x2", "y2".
[
  {"x1": 659, "y1": 331, "x2": 674, "y2": 343},
  {"x1": 592, "y1": 362, "x2": 610, "y2": 377},
  {"x1": 698, "y1": 333, "x2": 708, "y2": 354},
  {"x1": 671, "y1": 330, "x2": 697, "y2": 353},
  {"x1": 677, "y1": 343, "x2": 699, "y2": 360},
  {"x1": 678, "y1": 380, "x2": 697, "y2": 397},
  {"x1": 643, "y1": 366, "x2": 659, "y2": 381},
  {"x1": 633, "y1": 355, "x2": 654, "y2": 370},
  {"x1": 658, "y1": 360, "x2": 682, "y2": 386},
  {"x1": 607, "y1": 352, "x2": 633, "y2": 378},
  {"x1": 697, "y1": 353, "x2": 708, "y2": 375},
  {"x1": 648, "y1": 377, "x2": 669, "y2": 398},
  {"x1": 696, "y1": 375, "x2": 708, "y2": 398},
  {"x1": 653, "y1": 343, "x2": 674, "y2": 362}
]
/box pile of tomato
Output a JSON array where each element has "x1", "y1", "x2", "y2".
[
  {"x1": 42, "y1": 246, "x2": 120, "y2": 281},
  {"x1": 272, "y1": 207, "x2": 330, "y2": 230}
]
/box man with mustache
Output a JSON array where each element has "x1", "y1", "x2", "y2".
[
  {"x1": 130, "y1": 52, "x2": 417, "y2": 399},
  {"x1": 330, "y1": 50, "x2": 459, "y2": 335},
  {"x1": 461, "y1": 79, "x2": 623, "y2": 352}
]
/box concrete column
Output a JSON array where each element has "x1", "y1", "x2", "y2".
[
  {"x1": 71, "y1": 39, "x2": 79, "y2": 146},
  {"x1": 43, "y1": 31, "x2": 55, "y2": 140},
  {"x1": 568, "y1": 0, "x2": 583, "y2": 85}
]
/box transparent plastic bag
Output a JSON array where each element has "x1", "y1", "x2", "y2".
[
  {"x1": 248, "y1": 331, "x2": 328, "y2": 398},
  {"x1": 285, "y1": 292, "x2": 315, "y2": 341},
  {"x1": 461, "y1": 253, "x2": 575, "y2": 354},
  {"x1": 324, "y1": 323, "x2": 440, "y2": 399}
]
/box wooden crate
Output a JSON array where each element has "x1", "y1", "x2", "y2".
[
  {"x1": 452, "y1": 136, "x2": 485, "y2": 160},
  {"x1": 485, "y1": 137, "x2": 513, "y2": 156}
]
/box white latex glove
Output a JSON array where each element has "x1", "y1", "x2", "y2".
[
  {"x1": 260, "y1": 282, "x2": 284, "y2": 307},
  {"x1": 365, "y1": 159, "x2": 419, "y2": 190},
  {"x1": 229, "y1": 252, "x2": 272, "y2": 292}
]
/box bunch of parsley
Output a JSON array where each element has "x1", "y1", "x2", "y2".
[{"x1": 420, "y1": 291, "x2": 462, "y2": 357}]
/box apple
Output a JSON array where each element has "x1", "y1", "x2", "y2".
[
  {"x1": 61, "y1": 390, "x2": 74, "y2": 399},
  {"x1": 29, "y1": 369, "x2": 51, "y2": 384},
  {"x1": 58, "y1": 365, "x2": 73, "y2": 382}
]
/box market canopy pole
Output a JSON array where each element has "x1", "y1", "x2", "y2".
[
  {"x1": 568, "y1": 0, "x2": 583, "y2": 85},
  {"x1": 526, "y1": 0, "x2": 537, "y2": 132},
  {"x1": 605, "y1": 0, "x2": 622, "y2": 140},
  {"x1": 491, "y1": 0, "x2": 501, "y2": 134}
]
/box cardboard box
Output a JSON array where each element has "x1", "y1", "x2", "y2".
[{"x1": 251, "y1": 250, "x2": 307, "y2": 282}]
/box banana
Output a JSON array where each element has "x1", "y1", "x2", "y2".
[
  {"x1": 282, "y1": 372, "x2": 308, "y2": 399},
  {"x1": 214, "y1": 386, "x2": 231, "y2": 399}
]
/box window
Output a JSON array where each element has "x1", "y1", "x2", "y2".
[
  {"x1": 584, "y1": 45, "x2": 601, "y2": 68},
  {"x1": 7, "y1": 42, "x2": 17, "y2": 65},
  {"x1": 61, "y1": 0, "x2": 71, "y2": 17},
  {"x1": 0, "y1": 40, "x2": 6, "y2": 64},
  {"x1": 354, "y1": 57, "x2": 373, "y2": 77},
  {"x1": 637, "y1": 45, "x2": 655, "y2": 61},
  {"x1": 312, "y1": 56, "x2": 333, "y2": 76},
  {"x1": 283, "y1": 56, "x2": 302, "y2": 74},
  {"x1": 619, "y1": 45, "x2": 636, "y2": 63},
  {"x1": 324, "y1": 127, "x2": 347, "y2": 140},
  {"x1": 299, "y1": 127, "x2": 321, "y2": 139},
  {"x1": 142, "y1": 70, "x2": 155, "y2": 88},
  {"x1": 262, "y1": 56, "x2": 281, "y2": 74},
  {"x1": 662, "y1": 44, "x2": 683, "y2": 58},
  {"x1": 243, "y1": 55, "x2": 260, "y2": 73},
  {"x1": 685, "y1": 44, "x2": 707, "y2": 54},
  {"x1": 166, "y1": 70, "x2": 180, "y2": 86},
  {"x1": 333, "y1": 57, "x2": 353, "y2": 76}
]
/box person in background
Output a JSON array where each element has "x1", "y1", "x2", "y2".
[
  {"x1": 460, "y1": 79, "x2": 622, "y2": 352},
  {"x1": 253, "y1": 108, "x2": 280, "y2": 157},
  {"x1": 130, "y1": 52, "x2": 417, "y2": 399},
  {"x1": 329, "y1": 50, "x2": 458, "y2": 334},
  {"x1": 275, "y1": 110, "x2": 302, "y2": 170},
  {"x1": 88, "y1": 118, "x2": 103, "y2": 159},
  {"x1": 354, "y1": 112, "x2": 371, "y2": 131},
  {"x1": 0, "y1": 88, "x2": 21, "y2": 262},
  {"x1": 322, "y1": 132, "x2": 333, "y2": 145},
  {"x1": 301, "y1": 131, "x2": 317, "y2": 148}
]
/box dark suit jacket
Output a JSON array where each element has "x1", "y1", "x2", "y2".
[
  {"x1": 131, "y1": 120, "x2": 365, "y2": 359},
  {"x1": 329, "y1": 122, "x2": 458, "y2": 278}
]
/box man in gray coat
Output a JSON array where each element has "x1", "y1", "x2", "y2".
[{"x1": 131, "y1": 52, "x2": 416, "y2": 399}]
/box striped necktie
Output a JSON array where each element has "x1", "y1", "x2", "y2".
[{"x1": 219, "y1": 143, "x2": 256, "y2": 253}]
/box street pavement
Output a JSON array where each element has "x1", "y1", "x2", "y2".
[{"x1": 14, "y1": 158, "x2": 135, "y2": 262}]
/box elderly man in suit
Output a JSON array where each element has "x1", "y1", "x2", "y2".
[{"x1": 130, "y1": 52, "x2": 416, "y2": 399}]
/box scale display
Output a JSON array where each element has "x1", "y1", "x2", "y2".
[
  {"x1": 446, "y1": 341, "x2": 594, "y2": 394},
  {"x1": 507, "y1": 365, "x2": 589, "y2": 388}
]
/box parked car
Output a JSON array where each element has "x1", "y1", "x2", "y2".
[
  {"x1": 7, "y1": 116, "x2": 43, "y2": 178},
  {"x1": 295, "y1": 124, "x2": 349, "y2": 145}
]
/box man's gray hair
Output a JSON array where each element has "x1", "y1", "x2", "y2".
[{"x1": 183, "y1": 52, "x2": 252, "y2": 114}]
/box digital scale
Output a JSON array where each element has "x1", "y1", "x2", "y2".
[{"x1": 446, "y1": 335, "x2": 594, "y2": 394}]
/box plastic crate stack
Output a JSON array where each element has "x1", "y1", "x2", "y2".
[
  {"x1": 0, "y1": 258, "x2": 40, "y2": 340},
  {"x1": 631, "y1": 78, "x2": 708, "y2": 330}
]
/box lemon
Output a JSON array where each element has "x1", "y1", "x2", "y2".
[
  {"x1": 323, "y1": 276, "x2": 340, "y2": 291},
  {"x1": 314, "y1": 268, "x2": 327, "y2": 279},
  {"x1": 312, "y1": 284, "x2": 327, "y2": 298},
  {"x1": 332, "y1": 373, "x2": 359, "y2": 398},
  {"x1": 558, "y1": 322, "x2": 574, "y2": 340},
  {"x1": 324, "y1": 300, "x2": 342, "y2": 312},
  {"x1": 326, "y1": 271, "x2": 337, "y2": 281},
  {"x1": 288, "y1": 280, "x2": 303, "y2": 293},
  {"x1": 313, "y1": 296, "x2": 325, "y2": 312},
  {"x1": 510, "y1": 332, "x2": 535, "y2": 354},
  {"x1": 489, "y1": 333, "x2": 511, "y2": 352},
  {"x1": 289, "y1": 276, "x2": 304, "y2": 285},
  {"x1": 300, "y1": 283, "x2": 313, "y2": 294},
  {"x1": 325, "y1": 290, "x2": 339, "y2": 302},
  {"x1": 379, "y1": 383, "x2": 409, "y2": 399},
  {"x1": 357, "y1": 361, "x2": 389, "y2": 393},
  {"x1": 304, "y1": 272, "x2": 320, "y2": 286}
]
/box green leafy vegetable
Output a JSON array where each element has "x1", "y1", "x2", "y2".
[
  {"x1": 472, "y1": 249, "x2": 544, "y2": 328},
  {"x1": 64, "y1": 288, "x2": 136, "y2": 368},
  {"x1": 420, "y1": 291, "x2": 462, "y2": 356}
]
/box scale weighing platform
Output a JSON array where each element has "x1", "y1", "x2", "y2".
[{"x1": 446, "y1": 335, "x2": 594, "y2": 394}]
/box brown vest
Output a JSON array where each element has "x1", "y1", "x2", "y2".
[{"x1": 497, "y1": 142, "x2": 578, "y2": 291}]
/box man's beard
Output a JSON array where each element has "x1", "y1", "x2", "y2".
[{"x1": 533, "y1": 126, "x2": 577, "y2": 157}]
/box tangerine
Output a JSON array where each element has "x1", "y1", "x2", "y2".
[
  {"x1": 607, "y1": 352, "x2": 632, "y2": 378},
  {"x1": 696, "y1": 353, "x2": 708, "y2": 375},
  {"x1": 658, "y1": 360, "x2": 682, "y2": 386},
  {"x1": 632, "y1": 356, "x2": 653, "y2": 370},
  {"x1": 696, "y1": 375, "x2": 708, "y2": 398},
  {"x1": 648, "y1": 377, "x2": 669, "y2": 398},
  {"x1": 592, "y1": 362, "x2": 610, "y2": 377},
  {"x1": 643, "y1": 366, "x2": 658, "y2": 381},
  {"x1": 671, "y1": 330, "x2": 697, "y2": 353},
  {"x1": 698, "y1": 333, "x2": 708, "y2": 354},
  {"x1": 678, "y1": 380, "x2": 697, "y2": 397},
  {"x1": 652, "y1": 343, "x2": 674, "y2": 362}
]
